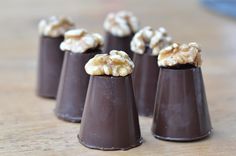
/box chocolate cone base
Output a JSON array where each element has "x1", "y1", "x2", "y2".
[
  {"x1": 132, "y1": 50, "x2": 159, "y2": 117},
  {"x1": 79, "y1": 75, "x2": 142, "y2": 150},
  {"x1": 55, "y1": 49, "x2": 101, "y2": 123},
  {"x1": 103, "y1": 32, "x2": 133, "y2": 59},
  {"x1": 78, "y1": 138, "x2": 142, "y2": 151},
  {"x1": 152, "y1": 131, "x2": 211, "y2": 142},
  {"x1": 37, "y1": 36, "x2": 64, "y2": 98},
  {"x1": 152, "y1": 67, "x2": 212, "y2": 141}
]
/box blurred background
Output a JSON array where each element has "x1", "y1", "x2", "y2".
[
  {"x1": 1, "y1": 0, "x2": 236, "y2": 155},
  {"x1": 1, "y1": 0, "x2": 236, "y2": 61},
  {"x1": 1, "y1": 0, "x2": 236, "y2": 77},
  {"x1": 1, "y1": 0, "x2": 236, "y2": 94}
]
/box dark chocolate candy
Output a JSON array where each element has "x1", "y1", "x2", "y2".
[
  {"x1": 78, "y1": 75, "x2": 142, "y2": 150},
  {"x1": 151, "y1": 67, "x2": 212, "y2": 141},
  {"x1": 55, "y1": 49, "x2": 101, "y2": 123},
  {"x1": 37, "y1": 36, "x2": 64, "y2": 98},
  {"x1": 132, "y1": 48, "x2": 159, "y2": 117},
  {"x1": 103, "y1": 32, "x2": 134, "y2": 59}
]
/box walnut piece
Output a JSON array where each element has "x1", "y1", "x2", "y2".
[
  {"x1": 38, "y1": 16, "x2": 74, "y2": 37},
  {"x1": 85, "y1": 50, "x2": 134, "y2": 76},
  {"x1": 60, "y1": 29, "x2": 104, "y2": 53},
  {"x1": 131, "y1": 26, "x2": 172, "y2": 56},
  {"x1": 104, "y1": 11, "x2": 140, "y2": 37},
  {"x1": 158, "y1": 42, "x2": 202, "y2": 67}
]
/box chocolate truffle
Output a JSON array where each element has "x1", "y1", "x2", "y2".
[
  {"x1": 37, "y1": 16, "x2": 74, "y2": 98},
  {"x1": 131, "y1": 26, "x2": 172, "y2": 116},
  {"x1": 151, "y1": 42, "x2": 212, "y2": 141},
  {"x1": 79, "y1": 50, "x2": 142, "y2": 150},
  {"x1": 103, "y1": 11, "x2": 140, "y2": 58},
  {"x1": 55, "y1": 29, "x2": 103, "y2": 123}
]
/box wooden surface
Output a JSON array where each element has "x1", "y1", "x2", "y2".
[{"x1": 1, "y1": 0, "x2": 236, "y2": 155}]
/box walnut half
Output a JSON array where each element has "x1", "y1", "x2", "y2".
[
  {"x1": 158, "y1": 42, "x2": 202, "y2": 67},
  {"x1": 103, "y1": 11, "x2": 140, "y2": 37},
  {"x1": 60, "y1": 29, "x2": 104, "y2": 53},
  {"x1": 38, "y1": 16, "x2": 74, "y2": 37},
  {"x1": 130, "y1": 26, "x2": 172, "y2": 56},
  {"x1": 85, "y1": 50, "x2": 134, "y2": 76}
]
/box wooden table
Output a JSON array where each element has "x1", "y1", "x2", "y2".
[{"x1": 1, "y1": 0, "x2": 236, "y2": 155}]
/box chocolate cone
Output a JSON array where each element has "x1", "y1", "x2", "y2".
[
  {"x1": 37, "y1": 36, "x2": 64, "y2": 98},
  {"x1": 151, "y1": 67, "x2": 212, "y2": 141},
  {"x1": 55, "y1": 49, "x2": 101, "y2": 123},
  {"x1": 78, "y1": 75, "x2": 142, "y2": 150},
  {"x1": 132, "y1": 48, "x2": 159, "y2": 117},
  {"x1": 103, "y1": 32, "x2": 133, "y2": 59}
]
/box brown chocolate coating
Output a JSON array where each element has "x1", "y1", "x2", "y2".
[
  {"x1": 55, "y1": 49, "x2": 101, "y2": 123},
  {"x1": 78, "y1": 75, "x2": 142, "y2": 150},
  {"x1": 132, "y1": 48, "x2": 159, "y2": 117},
  {"x1": 37, "y1": 36, "x2": 64, "y2": 98},
  {"x1": 151, "y1": 67, "x2": 212, "y2": 141},
  {"x1": 103, "y1": 32, "x2": 133, "y2": 59}
]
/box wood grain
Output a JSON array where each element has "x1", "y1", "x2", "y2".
[{"x1": 1, "y1": 0, "x2": 236, "y2": 155}]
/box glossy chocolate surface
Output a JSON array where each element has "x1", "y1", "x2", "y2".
[
  {"x1": 79, "y1": 75, "x2": 142, "y2": 150},
  {"x1": 151, "y1": 67, "x2": 212, "y2": 141},
  {"x1": 103, "y1": 32, "x2": 133, "y2": 59},
  {"x1": 132, "y1": 48, "x2": 159, "y2": 117},
  {"x1": 37, "y1": 36, "x2": 64, "y2": 98},
  {"x1": 55, "y1": 49, "x2": 101, "y2": 123}
]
